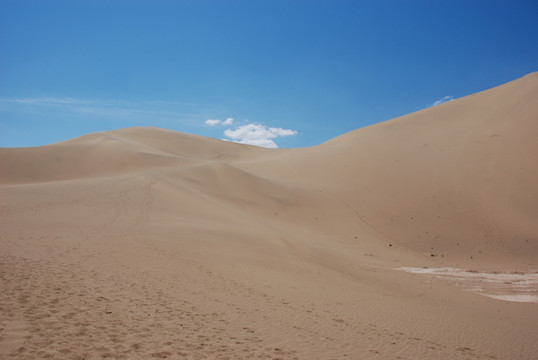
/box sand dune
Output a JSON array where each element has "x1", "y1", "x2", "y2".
[
  {"x1": 282, "y1": 72, "x2": 538, "y2": 267},
  {"x1": 1, "y1": 73, "x2": 537, "y2": 359},
  {"x1": 0, "y1": 127, "x2": 270, "y2": 184}
]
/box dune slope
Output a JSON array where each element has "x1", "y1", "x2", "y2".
[
  {"x1": 1, "y1": 73, "x2": 537, "y2": 359},
  {"x1": 279, "y1": 72, "x2": 538, "y2": 267}
]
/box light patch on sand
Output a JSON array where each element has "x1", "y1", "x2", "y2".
[
  {"x1": 486, "y1": 294, "x2": 538, "y2": 303},
  {"x1": 398, "y1": 267, "x2": 538, "y2": 303}
]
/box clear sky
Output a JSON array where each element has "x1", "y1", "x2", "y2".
[{"x1": 1, "y1": 0, "x2": 537, "y2": 148}]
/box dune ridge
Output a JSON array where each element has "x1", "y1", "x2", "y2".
[{"x1": 1, "y1": 73, "x2": 537, "y2": 359}]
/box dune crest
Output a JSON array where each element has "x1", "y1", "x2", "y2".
[{"x1": 1, "y1": 73, "x2": 537, "y2": 359}]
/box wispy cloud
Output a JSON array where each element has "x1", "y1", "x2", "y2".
[
  {"x1": 1, "y1": 96, "x2": 298, "y2": 148},
  {"x1": 430, "y1": 95, "x2": 455, "y2": 107},
  {"x1": 223, "y1": 123, "x2": 298, "y2": 148},
  {"x1": 0, "y1": 96, "x2": 214, "y2": 125},
  {"x1": 3, "y1": 97, "x2": 91, "y2": 105}
]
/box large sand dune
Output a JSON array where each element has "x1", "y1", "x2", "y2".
[{"x1": 1, "y1": 73, "x2": 537, "y2": 359}]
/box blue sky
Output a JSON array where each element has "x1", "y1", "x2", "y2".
[{"x1": 1, "y1": 1, "x2": 537, "y2": 148}]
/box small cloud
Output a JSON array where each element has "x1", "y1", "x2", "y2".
[
  {"x1": 205, "y1": 117, "x2": 233, "y2": 126},
  {"x1": 430, "y1": 96, "x2": 454, "y2": 107},
  {"x1": 223, "y1": 123, "x2": 297, "y2": 148},
  {"x1": 205, "y1": 119, "x2": 221, "y2": 126},
  {"x1": 269, "y1": 127, "x2": 297, "y2": 137}
]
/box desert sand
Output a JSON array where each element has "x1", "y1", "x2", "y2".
[{"x1": 1, "y1": 73, "x2": 537, "y2": 359}]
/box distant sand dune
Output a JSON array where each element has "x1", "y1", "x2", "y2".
[{"x1": 1, "y1": 73, "x2": 537, "y2": 359}]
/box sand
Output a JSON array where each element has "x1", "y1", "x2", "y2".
[{"x1": 1, "y1": 73, "x2": 537, "y2": 359}]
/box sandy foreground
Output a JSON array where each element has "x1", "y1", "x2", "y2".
[{"x1": 1, "y1": 73, "x2": 537, "y2": 359}]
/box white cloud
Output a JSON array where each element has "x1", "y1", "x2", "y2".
[
  {"x1": 205, "y1": 117, "x2": 233, "y2": 126},
  {"x1": 205, "y1": 119, "x2": 221, "y2": 126},
  {"x1": 269, "y1": 127, "x2": 297, "y2": 136},
  {"x1": 430, "y1": 95, "x2": 454, "y2": 107},
  {"x1": 223, "y1": 123, "x2": 297, "y2": 148}
]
